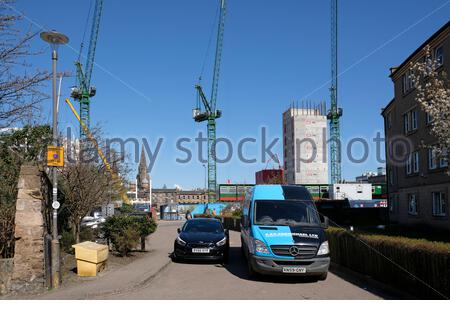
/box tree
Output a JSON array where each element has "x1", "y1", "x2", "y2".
[
  {"x1": 0, "y1": 0, "x2": 49, "y2": 129},
  {"x1": 59, "y1": 128, "x2": 130, "y2": 243},
  {"x1": 59, "y1": 160, "x2": 111, "y2": 243},
  {"x1": 411, "y1": 47, "x2": 450, "y2": 171}
]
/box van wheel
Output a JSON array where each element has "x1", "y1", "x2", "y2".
[
  {"x1": 247, "y1": 259, "x2": 257, "y2": 279},
  {"x1": 240, "y1": 238, "x2": 246, "y2": 258}
]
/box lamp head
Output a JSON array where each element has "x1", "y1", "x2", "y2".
[{"x1": 40, "y1": 30, "x2": 69, "y2": 50}]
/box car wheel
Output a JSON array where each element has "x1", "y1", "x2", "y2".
[
  {"x1": 171, "y1": 252, "x2": 180, "y2": 263},
  {"x1": 222, "y1": 252, "x2": 229, "y2": 265},
  {"x1": 317, "y1": 272, "x2": 328, "y2": 281}
]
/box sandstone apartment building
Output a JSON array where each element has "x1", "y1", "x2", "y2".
[{"x1": 382, "y1": 21, "x2": 450, "y2": 230}]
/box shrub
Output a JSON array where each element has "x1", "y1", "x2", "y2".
[
  {"x1": 326, "y1": 227, "x2": 450, "y2": 299},
  {"x1": 60, "y1": 230, "x2": 75, "y2": 253},
  {"x1": 113, "y1": 226, "x2": 140, "y2": 257},
  {"x1": 79, "y1": 226, "x2": 95, "y2": 242},
  {"x1": 102, "y1": 215, "x2": 158, "y2": 256}
]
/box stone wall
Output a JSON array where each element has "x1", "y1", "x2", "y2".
[
  {"x1": 0, "y1": 258, "x2": 13, "y2": 295},
  {"x1": 11, "y1": 165, "x2": 46, "y2": 292}
]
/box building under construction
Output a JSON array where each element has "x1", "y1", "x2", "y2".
[{"x1": 283, "y1": 102, "x2": 329, "y2": 185}]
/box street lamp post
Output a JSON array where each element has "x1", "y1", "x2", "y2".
[{"x1": 40, "y1": 30, "x2": 69, "y2": 289}]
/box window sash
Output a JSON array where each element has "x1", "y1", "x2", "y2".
[
  {"x1": 411, "y1": 111, "x2": 418, "y2": 130},
  {"x1": 387, "y1": 113, "x2": 392, "y2": 129},
  {"x1": 428, "y1": 149, "x2": 438, "y2": 170},
  {"x1": 406, "y1": 155, "x2": 412, "y2": 175},
  {"x1": 413, "y1": 152, "x2": 419, "y2": 173},
  {"x1": 404, "y1": 113, "x2": 410, "y2": 133},
  {"x1": 426, "y1": 112, "x2": 433, "y2": 124},
  {"x1": 439, "y1": 149, "x2": 448, "y2": 168},
  {"x1": 432, "y1": 192, "x2": 447, "y2": 216},
  {"x1": 408, "y1": 194, "x2": 418, "y2": 215}
]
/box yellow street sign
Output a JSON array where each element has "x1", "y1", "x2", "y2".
[{"x1": 47, "y1": 146, "x2": 64, "y2": 167}]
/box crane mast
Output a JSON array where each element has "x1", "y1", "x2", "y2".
[
  {"x1": 193, "y1": 0, "x2": 227, "y2": 203},
  {"x1": 328, "y1": 0, "x2": 342, "y2": 184},
  {"x1": 71, "y1": 0, "x2": 104, "y2": 141}
]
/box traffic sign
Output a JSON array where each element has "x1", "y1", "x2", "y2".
[
  {"x1": 47, "y1": 146, "x2": 64, "y2": 167},
  {"x1": 52, "y1": 201, "x2": 60, "y2": 210}
]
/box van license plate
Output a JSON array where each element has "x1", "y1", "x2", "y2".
[
  {"x1": 192, "y1": 248, "x2": 210, "y2": 254},
  {"x1": 282, "y1": 267, "x2": 307, "y2": 274}
]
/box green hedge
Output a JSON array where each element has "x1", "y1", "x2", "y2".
[{"x1": 326, "y1": 227, "x2": 450, "y2": 299}]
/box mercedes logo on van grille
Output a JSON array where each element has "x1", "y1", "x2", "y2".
[{"x1": 289, "y1": 246, "x2": 301, "y2": 257}]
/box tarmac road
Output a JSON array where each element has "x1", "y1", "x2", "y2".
[{"x1": 36, "y1": 221, "x2": 404, "y2": 300}]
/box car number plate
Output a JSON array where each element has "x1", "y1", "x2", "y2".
[
  {"x1": 192, "y1": 248, "x2": 210, "y2": 254},
  {"x1": 282, "y1": 267, "x2": 307, "y2": 274}
]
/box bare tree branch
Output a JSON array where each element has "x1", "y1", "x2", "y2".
[{"x1": 0, "y1": 0, "x2": 50, "y2": 129}]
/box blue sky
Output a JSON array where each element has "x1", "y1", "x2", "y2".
[{"x1": 13, "y1": 0, "x2": 450, "y2": 189}]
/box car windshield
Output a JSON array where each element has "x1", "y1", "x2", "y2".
[
  {"x1": 183, "y1": 220, "x2": 223, "y2": 233},
  {"x1": 254, "y1": 200, "x2": 321, "y2": 226}
]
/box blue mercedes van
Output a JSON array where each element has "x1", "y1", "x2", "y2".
[{"x1": 241, "y1": 185, "x2": 330, "y2": 280}]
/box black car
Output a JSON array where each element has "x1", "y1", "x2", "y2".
[{"x1": 173, "y1": 218, "x2": 229, "y2": 263}]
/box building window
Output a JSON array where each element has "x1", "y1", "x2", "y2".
[
  {"x1": 432, "y1": 192, "x2": 447, "y2": 216},
  {"x1": 426, "y1": 112, "x2": 433, "y2": 125},
  {"x1": 402, "y1": 70, "x2": 415, "y2": 94},
  {"x1": 403, "y1": 109, "x2": 418, "y2": 133},
  {"x1": 406, "y1": 152, "x2": 419, "y2": 175},
  {"x1": 435, "y1": 46, "x2": 444, "y2": 67},
  {"x1": 428, "y1": 148, "x2": 438, "y2": 170},
  {"x1": 403, "y1": 113, "x2": 410, "y2": 134},
  {"x1": 439, "y1": 148, "x2": 448, "y2": 168},
  {"x1": 408, "y1": 194, "x2": 418, "y2": 215},
  {"x1": 406, "y1": 155, "x2": 412, "y2": 175},
  {"x1": 413, "y1": 151, "x2": 419, "y2": 173},
  {"x1": 387, "y1": 112, "x2": 392, "y2": 129},
  {"x1": 411, "y1": 110, "x2": 418, "y2": 130}
]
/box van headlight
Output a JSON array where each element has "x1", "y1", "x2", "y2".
[
  {"x1": 176, "y1": 236, "x2": 186, "y2": 246},
  {"x1": 254, "y1": 239, "x2": 270, "y2": 255},
  {"x1": 216, "y1": 237, "x2": 227, "y2": 247},
  {"x1": 317, "y1": 241, "x2": 329, "y2": 256}
]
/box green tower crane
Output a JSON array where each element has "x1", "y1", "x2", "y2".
[
  {"x1": 193, "y1": 0, "x2": 227, "y2": 203},
  {"x1": 327, "y1": 0, "x2": 342, "y2": 184},
  {"x1": 71, "y1": 0, "x2": 104, "y2": 141}
]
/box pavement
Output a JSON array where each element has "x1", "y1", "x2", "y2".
[{"x1": 33, "y1": 221, "x2": 404, "y2": 300}]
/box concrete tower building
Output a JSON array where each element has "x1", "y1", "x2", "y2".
[{"x1": 283, "y1": 104, "x2": 329, "y2": 185}]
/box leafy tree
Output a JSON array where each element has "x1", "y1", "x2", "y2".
[{"x1": 411, "y1": 47, "x2": 450, "y2": 172}]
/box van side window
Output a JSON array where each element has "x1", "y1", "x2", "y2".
[{"x1": 242, "y1": 201, "x2": 252, "y2": 228}]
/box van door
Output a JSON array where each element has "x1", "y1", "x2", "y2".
[{"x1": 241, "y1": 189, "x2": 254, "y2": 257}]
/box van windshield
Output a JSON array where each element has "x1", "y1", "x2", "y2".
[{"x1": 254, "y1": 200, "x2": 321, "y2": 226}]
